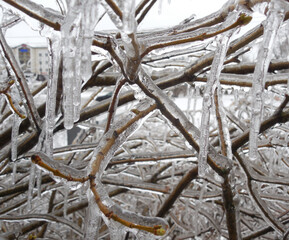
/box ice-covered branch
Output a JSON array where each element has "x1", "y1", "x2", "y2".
[
  {"x1": 89, "y1": 101, "x2": 156, "y2": 177},
  {"x1": 31, "y1": 152, "x2": 88, "y2": 183},
  {"x1": 136, "y1": 68, "x2": 229, "y2": 177},
  {"x1": 1, "y1": 0, "x2": 63, "y2": 30},
  {"x1": 198, "y1": 27, "x2": 233, "y2": 176},
  {"x1": 157, "y1": 166, "x2": 198, "y2": 217},
  {"x1": 0, "y1": 28, "x2": 42, "y2": 130},
  {"x1": 105, "y1": 77, "x2": 126, "y2": 132},
  {"x1": 89, "y1": 178, "x2": 168, "y2": 236},
  {"x1": 234, "y1": 152, "x2": 286, "y2": 235},
  {"x1": 0, "y1": 80, "x2": 26, "y2": 119},
  {"x1": 0, "y1": 213, "x2": 83, "y2": 236},
  {"x1": 249, "y1": 0, "x2": 288, "y2": 160},
  {"x1": 140, "y1": 13, "x2": 252, "y2": 58}
]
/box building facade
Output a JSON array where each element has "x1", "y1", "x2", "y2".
[{"x1": 11, "y1": 43, "x2": 49, "y2": 78}]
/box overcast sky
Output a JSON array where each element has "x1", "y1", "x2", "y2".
[{"x1": 5, "y1": 0, "x2": 229, "y2": 46}]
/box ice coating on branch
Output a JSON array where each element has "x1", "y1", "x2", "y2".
[
  {"x1": 100, "y1": 0, "x2": 122, "y2": 29},
  {"x1": 249, "y1": 0, "x2": 287, "y2": 160},
  {"x1": 120, "y1": 0, "x2": 139, "y2": 60},
  {"x1": 0, "y1": 28, "x2": 41, "y2": 129},
  {"x1": 111, "y1": 204, "x2": 168, "y2": 236},
  {"x1": 198, "y1": 30, "x2": 233, "y2": 177},
  {"x1": 215, "y1": 87, "x2": 233, "y2": 162},
  {"x1": 92, "y1": 180, "x2": 168, "y2": 238},
  {"x1": 121, "y1": 0, "x2": 136, "y2": 35},
  {"x1": 31, "y1": 151, "x2": 86, "y2": 190},
  {"x1": 89, "y1": 99, "x2": 154, "y2": 178},
  {"x1": 105, "y1": 77, "x2": 125, "y2": 130},
  {"x1": 138, "y1": 67, "x2": 230, "y2": 171},
  {"x1": 0, "y1": 0, "x2": 64, "y2": 29},
  {"x1": 0, "y1": 52, "x2": 26, "y2": 119},
  {"x1": 247, "y1": 181, "x2": 286, "y2": 235}
]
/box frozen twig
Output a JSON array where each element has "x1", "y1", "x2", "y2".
[
  {"x1": 105, "y1": 78, "x2": 126, "y2": 132},
  {"x1": 0, "y1": 28, "x2": 42, "y2": 130}
]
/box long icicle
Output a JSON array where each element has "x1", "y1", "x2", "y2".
[
  {"x1": 11, "y1": 113, "x2": 21, "y2": 184},
  {"x1": 198, "y1": 30, "x2": 233, "y2": 176},
  {"x1": 249, "y1": 0, "x2": 286, "y2": 161}
]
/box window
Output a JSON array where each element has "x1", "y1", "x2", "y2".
[
  {"x1": 39, "y1": 53, "x2": 42, "y2": 57},
  {"x1": 18, "y1": 46, "x2": 30, "y2": 65},
  {"x1": 40, "y1": 61, "x2": 42, "y2": 65}
]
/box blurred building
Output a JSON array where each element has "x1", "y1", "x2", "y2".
[{"x1": 11, "y1": 43, "x2": 49, "y2": 80}]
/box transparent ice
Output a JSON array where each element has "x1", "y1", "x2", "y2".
[{"x1": 249, "y1": 0, "x2": 287, "y2": 160}]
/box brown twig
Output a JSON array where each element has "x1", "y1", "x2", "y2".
[
  {"x1": 105, "y1": 78, "x2": 126, "y2": 132},
  {"x1": 0, "y1": 80, "x2": 26, "y2": 119},
  {"x1": 140, "y1": 13, "x2": 252, "y2": 58},
  {"x1": 214, "y1": 87, "x2": 227, "y2": 156},
  {"x1": 2, "y1": 0, "x2": 62, "y2": 30},
  {"x1": 233, "y1": 152, "x2": 286, "y2": 234},
  {"x1": 0, "y1": 28, "x2": 42, "y2": 130},
  {"x1": 136, "y1": 0, "x2": 157, "y2": 24},
  {"x1": 157, "y1": 166, "x2": 198, "y2": 217},
  {"x1": 104, "y1": 0, "x2": 123, "y2": 20},
  {"x1": 89, "y1": 177, "x2": 166, "y2": 236},
  {"x1": 31, "y1": 155, "x2": 89, "y2": 183},
  {"x1": 90, "y1": 103, "x2": 156, "y2": 175}
]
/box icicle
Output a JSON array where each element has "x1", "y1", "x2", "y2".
[
  {"x1": 61, "y1": 0, "x2": 100, "y2": 126},
  {"x1": 11, "y1": 113, "x2": 21, "y2": 161},
  {"x1": 80, "y1": 0, "x2": 99, "y2": 83},
  {"x1": 158, "y1": 0, "x2": 163, "y2": 15},
  {"x1": 27, "y1": 164, "x2": 36, "y2": 211},
  {"x1": 61, "y1": 0, "x2": 82, "y2": 129},
  {"x1": 74, "y1": 0, "x2": 99, "y2": 121},
  {"x1": 84, "y1": 191, "x2": 101, "y2": 240},
  {"x1": 45, "y1": 31, "x2": 61, "y2": 157},
  {"x1": 64, "y1": 186, "x2": 69, "y2": 218},
  {"x1": 249, "y1": 0, "x2": 287, "y2": 160},
  {"x1": 36, "y1": 168, "x2": 42, "y2": 198},
  {"x1": 198, "y1": 30, "x2": 233, "y2": 177}
]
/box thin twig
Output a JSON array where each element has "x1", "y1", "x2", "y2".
[
  {"x1": 140, "y1": 14, "x2": 252, "y2": 58},
  {"x1": 31, "y1": 155, "x2": 89, "y2": 183},
  {"x1": 105, "y1": 78, "x2": 126, "y2": 132},
  {"x1": 104, "y1": 0, "x2": 123, "y2": 20}
]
